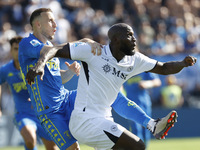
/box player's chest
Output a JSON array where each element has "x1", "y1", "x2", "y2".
[
  {"x1": 91, "y1": 56, "x2": 134, "y2": 82},
  {"x1": 7, "y1": 70, "x2": 23, "y2": 84},
  {"x1": 46, "y1": 58, "x2": 60, "y2": 71}
]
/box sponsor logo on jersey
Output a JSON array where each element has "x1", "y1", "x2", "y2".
[
  {"x1": 13, "y1": 82, "x2": 27, "y2": 93},
  {"x1": 102, "y1": 64, "x2": 128, "y2": 80},
  {"x1": 73, "y1": 42, "x2": 82, "y2": 47},
  {"x1": 101, "y1": 57, "x2": 109, "y2": 62},
  {"x1": 8, "y1": 72, "x2": 14, "y2": 77},
  {"x1": 30, "y1": 39, "x2": 40, "y2": 47}
]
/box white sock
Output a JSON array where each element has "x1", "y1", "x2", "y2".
[{"x1": 147, "y1": 119, "x2": 156, "y2": 133}]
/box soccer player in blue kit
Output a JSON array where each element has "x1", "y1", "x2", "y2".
[
  {"x1": 0, "y1": 36, "x2": 58, "y2": 150},
  {"x1": 24, "y1": 8, "x2": 197, "y2": 149}
]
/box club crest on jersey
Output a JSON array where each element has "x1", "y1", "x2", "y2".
[
  {"x1": 73, "y1": 42, "x2": 82, "y2": 47},
  {"x1": 111, "y1": 125, "x2": 118, "y2": 132},
  {"x1": 127, "y1": 66, "x2": 133, "y2": 72},
  {"x1": 30, "y1": 39, "x2": 40, "y2": 47},
  {"x1": 102, "y1": 64, "x2": 128, "y2": 80}
]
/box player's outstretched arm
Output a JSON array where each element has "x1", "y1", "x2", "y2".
[
  {"x1": 25, "y1": 44, "x2": 65, "y2": 85},
  {"x1": 150, "y1": 55, "x2": 197, "y2": 75},
  {"x1": 26, "y1": 38, "x2": 101, "y2": 85}
]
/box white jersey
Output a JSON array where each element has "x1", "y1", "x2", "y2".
[{"x1": 69, "y1": 42, "x2": 157, "y2": 118}]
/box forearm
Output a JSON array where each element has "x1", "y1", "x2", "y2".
[
  {"x1": 161, "y1": 61, "x2": 186, "y2": 75},
  {"x1": 60, "y1": 69, "x2": 74, "y2": 84},
  {"x1": 37, "y1": 44, "x2": 69, "y2": 68},
  {"x1": 151, "y1": 61, "x2": 186, "y2": 75}
]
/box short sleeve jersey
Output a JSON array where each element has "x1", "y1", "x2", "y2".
[
  {"x1": 18, "y1": 33, "x2": 68, "y2": 116},
  {"x1": 0, "y1": 60, "x2": 34, "y2": 114},
  {"x1": 69, "y1": 43, "x2": 157, "y2": 118}
]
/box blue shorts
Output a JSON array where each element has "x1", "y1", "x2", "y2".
[
  {"x1": 38, "y1": 90, "x2": 77, "y2": 150},
  {"x1": 14, "y1": 112, "x2": 52, "y2": 140}
]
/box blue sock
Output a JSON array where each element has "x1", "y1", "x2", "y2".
[{"x1": 112, "y1": 92, "x2": 151, "y2": 127}]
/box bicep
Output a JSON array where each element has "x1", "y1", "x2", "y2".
[
  {"x1": 149, "y1": 61, "x2": 165, "y2": 74},
  {"x1": 69, "y1": 42, "x2": 93, "y2": 61},
  {"x1": 54, "y1": 43, "x2": 71, "y2": 59}
]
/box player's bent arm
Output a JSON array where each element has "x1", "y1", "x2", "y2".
[
  {"x1": 149, "y1": 55, "x2": 197, "y2": 75},
  {"x1": 139, "y1": 78, "x2": 161, "y2": 89},
  {"x1": 25, "y1": 44, "x2": 71, "y2": 85}
]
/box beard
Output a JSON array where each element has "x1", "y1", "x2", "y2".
[{"x1": 120, "y1": 44, "x2": 135, "y2": 56}]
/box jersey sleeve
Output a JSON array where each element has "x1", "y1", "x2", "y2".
[
  {"x1": 69, "y1": 42, "x2": 93, "y2": 62},
  {"x1": 134, "y1": 52, "x2": 157, "y2": 73},
  {"x1": 19, "y1": 38, "x2": 44, "y2": 59}
]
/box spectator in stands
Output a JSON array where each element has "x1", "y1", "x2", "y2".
[{"x1": 160, "y1": 75, "x2": 184, "y2": 109}]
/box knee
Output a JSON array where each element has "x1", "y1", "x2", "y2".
[
  {"x1": 66, "y1": 142, "x2": 80, "y2": 150},
  {"x1": 137, "y1": 139, "x2": 146, "y2": 150}
]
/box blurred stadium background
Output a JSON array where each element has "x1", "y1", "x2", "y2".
[{"x1": 0, "y1": 0, "x2": 200, "y2": 149}]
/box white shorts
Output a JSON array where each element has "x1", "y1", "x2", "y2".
[{"x1": 69, "y1": 111, "x2": 126, "y2": 150}]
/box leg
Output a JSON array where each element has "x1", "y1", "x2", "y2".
[
  {"x1": 41, "y1": 138, "x2": 59, "y2": 150},
  {"x1": 129, "y1": 120, "x2": 144, "y2": 142},
  {"x1": 112, "y1": 129, "x2": 145, "y2": 150},
  {"x1": 112, "y1": 92, "x2": 151, "y2": 127},
  {"x1": 20, "y1": 125, "x2": 37, "y2": 149},
  {"x1": 39, "y1": 112, "x2": 78, "y2": 150},
  {"x1": 65, "y1": 142, "x2": 80, "y2": 150}
]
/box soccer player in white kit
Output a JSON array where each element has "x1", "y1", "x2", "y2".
[{"x1": 26, "y1": 23, "x2": 196, "y2": 150}]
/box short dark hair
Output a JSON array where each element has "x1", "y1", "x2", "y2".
[
  {"x1": 108, "y1": 23, "x2": 129, "y2": 41},
  {"x1": 9, "y1": 36, "x2": 23, "y2": 46},
  {"x1": 30, "y1": 8, "x2": 52, "y2": 27}
]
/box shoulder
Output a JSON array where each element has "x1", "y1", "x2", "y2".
[
  {"x1": 0, "y1": 60, "x2": 14, "y2": 75},
  {"x1": 0, "y1": 60, "x2": 13, "y2": 69},
  {"x1": 70, "y1": 42, "x2": 90, "y2": 50},
  {"x1": 20, "y1": 34, "x2": 43, "y2": 49}
]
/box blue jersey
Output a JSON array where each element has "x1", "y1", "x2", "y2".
[
  {"x1": 123, "y1": 72, "x2": 159, "y2": 107},
  {"x1": 19, "y1": 33, "x2": 69, "y2": 116},
  {"x1": 0, "y1": 60, "x2": 34, "y2": 115}
]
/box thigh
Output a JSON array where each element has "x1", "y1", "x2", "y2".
[
  {"x1": 112, "y1": 129, "x2": 145, "y2": 150},
  {"x1": 32, "y1": 117, "x2": 53, "y2": 141},
  {"x1": 15, "y1": 113, "x2": 38, "y2": 144},
  {"x1": 38, "y1": 112, "x2": 77, "y2": 150},
  {"x1": 14, "y1": 113, "x2": 37, "y2": 132},
  {"x1": 70, "y1": 114, "x2": 125, "y2": 150}
]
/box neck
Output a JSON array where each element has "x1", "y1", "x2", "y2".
[
  {"x1": 33, "y1": 31, "x2": 47, "y2": 44},
  {"x1": 14, "y1": 60, "x2": 20, "y2": 70},
  {"x1": 109, "y1": 44, "x2": 125, "y2": 62}
]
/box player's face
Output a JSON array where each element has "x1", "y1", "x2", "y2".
[
  {"x1": 119, "y1": 26, "x2": 136, "y2": 56},
  {"x1": 39, "y1": 12, "x2": 57, "y2": 40},
  {"x1": 11, "y1": 42, "x2": 19, "y2": 62}
]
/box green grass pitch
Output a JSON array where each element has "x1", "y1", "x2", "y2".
[{"x1": 1, "y1": 138, "x2": 200, "y2": 150}]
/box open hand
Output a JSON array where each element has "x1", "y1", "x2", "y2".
[
  {"x1": 65, "y1": 61, "x2": 81, "y2": 76},
  {"x1": 81, "y1": 38, "x2": 103, "y2": 55}
]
